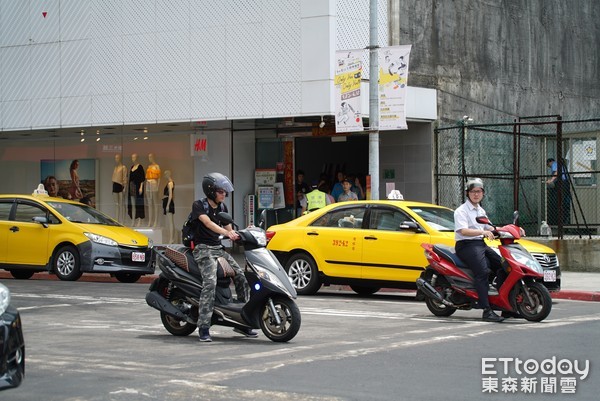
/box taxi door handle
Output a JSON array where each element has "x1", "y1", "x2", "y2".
[
  {"x1": 307, "y1": 232, "x2": 319, "y2": 236},
  {"x1": 364, "y1": 235, "x2": 378, "y2": 240},
  {"x1": 10, "y1": 226, "x2": 19, "y2": 232}
]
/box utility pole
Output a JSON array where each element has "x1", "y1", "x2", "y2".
[{"x1": 368, "y1": 0, "x2": 380, "y2": 199}]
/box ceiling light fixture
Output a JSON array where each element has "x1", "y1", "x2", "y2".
[{"x1": 319, "y1": 116, "x2": 325, "y2": 128}]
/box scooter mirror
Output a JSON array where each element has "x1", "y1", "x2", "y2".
[
  {"x1": 217, "y1": 211, "x2": 234, "y2": 226},
  {"x1": 258, "y1": 209, "x2": 267, "y2": 230},
  {"x1": 513, "y1": 210, "x2": 519, "y2": 224},
  {"x1": 476, "y1": 216, "x2": 492, "y2": 226}
]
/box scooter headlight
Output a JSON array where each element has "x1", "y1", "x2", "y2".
[
  {"x1": 254, "y1": 264, "x2": 293, "y2": 296},
  {"x1": 510, "y1": 248, "x2": 544, "y2": 274}
]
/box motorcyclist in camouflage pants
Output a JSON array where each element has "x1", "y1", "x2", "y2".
[{"x1": 191, "y1": 172, "x2": 256, "y2": 342}]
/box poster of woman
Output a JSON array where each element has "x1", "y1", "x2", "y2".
[{"x1": 41, "y1": 159, "x2": 96, "y2": 206}]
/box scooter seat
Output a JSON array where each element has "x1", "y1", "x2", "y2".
[{"x1": 432, "y1": 244, "x2": 468, "y2": 269}]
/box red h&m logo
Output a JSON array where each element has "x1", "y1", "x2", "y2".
[{"x1": 194, "y1": 137, "x2": 207, "y2": 152}]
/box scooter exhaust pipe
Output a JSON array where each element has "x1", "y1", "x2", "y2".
[
  {"x1": 145, "y1": 291, "x2": 196, "y2": 324},
  {"x1": 416, "y1": 278, "x2": 455, "y2": 307}
]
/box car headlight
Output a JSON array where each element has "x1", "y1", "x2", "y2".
[
  {"x1": 84, "y1": 232, "x2": 118, "y2": 246},
  {"x1": 0, "y1": 283, "x2": 11, "y2": 315},
  {"x1": 510, "y1": 248, "x2": 544, "y2": 274}
]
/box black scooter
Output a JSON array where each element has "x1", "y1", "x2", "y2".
[{"x1": 145, "y1": 212, "x2": 301, "y2": 342}]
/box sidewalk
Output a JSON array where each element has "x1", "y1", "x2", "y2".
[
  {"x1": 1, "y1": 270, "x2": 598, "y2": 302},
  {"x1": 551, "y1": 272, "x2": 600, "y2": 302}
]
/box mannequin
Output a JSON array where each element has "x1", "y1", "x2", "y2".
[
  {"x1": 145, "y1": 153, "x2": 161, "y2": 227},
  {"x1": 112, "y1": 154, "x2": 127, "y2": 223},
  {"x1": 127, "y1": 153, "x2": 145, "y2": 227},
  {"x1": 162, "y1": 170, "x2": 175, "y2": 243}
]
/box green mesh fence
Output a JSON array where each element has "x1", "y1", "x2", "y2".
[{"x1": 435, "y1": 117, "x2": 600, "y2": 239}]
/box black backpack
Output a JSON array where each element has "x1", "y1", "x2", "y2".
[{"x1": 181, "y1": 199, "x2": 225, "y2": 248}]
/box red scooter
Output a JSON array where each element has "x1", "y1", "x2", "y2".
[{"x1": 416, "y1": 213, "x2": 552, "y2": 322}]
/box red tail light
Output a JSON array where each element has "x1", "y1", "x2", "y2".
[{"x1": 265, "y1": 230, "x2": 276, "y2": 243}]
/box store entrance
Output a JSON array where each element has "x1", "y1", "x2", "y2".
[{"x1": 294, "y1": 135, "x2": 369, "y2": 189}]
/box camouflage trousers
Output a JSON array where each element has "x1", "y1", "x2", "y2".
[{"x1": 192, "y1": 244, "x2": 250, "y2": 329}]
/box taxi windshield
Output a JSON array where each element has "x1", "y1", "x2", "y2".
[
  {"x1": 408, "y1": 206, "x2": 455, "y2": 232},
  {"x1": 47, "y1": 201, "x2": 121, "y2": 226}
]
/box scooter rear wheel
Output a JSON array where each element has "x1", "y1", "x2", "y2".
[
  {"x1": 259, "y1": 297, "x2": 301, "y2": 342},
  {"x1": 425, "y1": 296, "x2": 457, "y2": 317},
  {"x1": 161, "y1": 312, "x2": 197, "y2": 336}
]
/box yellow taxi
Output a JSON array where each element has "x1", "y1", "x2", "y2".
[
  {"x1": 266, "y1": 200, "x2": 560, "y2": 295},
  {"x1": 0, "y1": 189, "x2": 154, "y2": 282}
]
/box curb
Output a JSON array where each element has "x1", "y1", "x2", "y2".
[
  {"x1": 1, "y1": 272, "x2": 599, "y2": 302},
  {"x1": 0, "y1": 271, "x2": 158, "y2": 284},
  {"x1": 551, "y1": 290, "x2": 600, "y2": 302}
]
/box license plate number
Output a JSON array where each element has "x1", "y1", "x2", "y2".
[
  {"x1": 132, "y1": 252, "x2": 145, "y2": 262},
  {"x1": 544, "y1": 270, "x2": 556, "y2": 282}
]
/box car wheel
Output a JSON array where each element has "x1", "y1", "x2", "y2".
[
  {"x1": 285, "y1": 253, "x2": 321, "y2": 295},
  {"x1": 350, "y1": 285, "x2": 380, "y2": 295},
  {"x1": 53, "y1": 245, "x2": 82, "y2": 281},
  {"x1": 115, "y1": 272, "x2": 142, "y2": 283},
  {"x1": 10, "y1": 270, "x2": 35, "y2": 280}
]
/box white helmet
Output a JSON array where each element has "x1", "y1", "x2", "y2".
[{"x1": 465, "y1": 178, "x2": 484, "y2": 193}]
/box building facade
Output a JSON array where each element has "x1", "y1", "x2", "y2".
[{"x1": 0, "y1": 0, "x2": 439, "y2": 242}]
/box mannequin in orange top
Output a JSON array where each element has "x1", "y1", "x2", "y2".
[{"x1": 145, "y1": 153, "x2": 161, "y2": 227}]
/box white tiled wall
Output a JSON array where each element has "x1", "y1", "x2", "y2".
[{"x1": 0, "y1": 0, "x2": 388, "y2": 130}]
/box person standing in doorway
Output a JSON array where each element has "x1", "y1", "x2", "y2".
[
  {"x1": 546, "y1": 158, "x2": 571, "y2": 226},
  {"x1": 337, "y1": 178, "x2": 358, "y2": 202},
  {"x1": 305, "y1": 182, "x2": 328, "y2": 212},
  {"x1": 295, "y1": 170, "x2": 310, "y2": 216},
  {"x1": 330, "y1": 170, "x2": 345, "y2": 201}
]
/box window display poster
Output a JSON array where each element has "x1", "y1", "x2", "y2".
[
  {"x1": 255, "y1": 168, "x2": 276, "y2": 196},
  {"x1": 258, "y1": 186, "x2": 274, "y2": 209},
  {"x1": 273, "y1": 182, "x2": 285, "y2": 209},
  {"x1": 41, "y1": 159, "x2": 96, "y2": 206},
  {"x1": 255, "y1": 169, "x2": 276, "y2": 186}
]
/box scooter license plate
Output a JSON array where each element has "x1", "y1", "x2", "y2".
[
  {"x1": 544, "y1": 270, "x2": 556, "y2": 282},
  {"x1": 132, "y1": 252, "x2": 146, "y2": 262}
]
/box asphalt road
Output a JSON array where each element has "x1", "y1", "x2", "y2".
[{"x1": 3, "y1": 280, "x2": 600, "y2": 401}]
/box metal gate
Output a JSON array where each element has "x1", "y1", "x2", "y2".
[{"x1": 434, "y1": 116, "x2": 600, "y2": 239}]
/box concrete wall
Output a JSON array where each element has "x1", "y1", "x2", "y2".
[
  {"x1": 535, "y1": 238, "x2": 600, "y2": 272},
  {"x1": 389, "y1": 0, "x2": 600, "y2": 124}
]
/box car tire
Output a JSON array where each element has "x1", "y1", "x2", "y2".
[
  {"x1": 114, "y1": 272, "x2": 142, "y2": 283},
  {"x1": 350, "y1": 285, "x2": 380, "y2": 295},
  {"x1": 285, "y1": 253, "x2": 321, "y2": 295},
  {"x1": 9, "y1": 270, "x2": 35, "y2": 280},
  {"x1": 53, "y1": 245, "x2": 83, "y2": 281}
]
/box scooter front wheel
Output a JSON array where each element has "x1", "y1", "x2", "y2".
[
  {"x1": 515, "y1": 281, "x2": 552, "y2": 322},
  {"x1": 259, "y1": 297, "x2": 301, "y2": 342}
]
